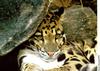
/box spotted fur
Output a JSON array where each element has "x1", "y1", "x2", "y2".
[{"x1": 18, "y1": 7, "x2": 96, "y2": 71}]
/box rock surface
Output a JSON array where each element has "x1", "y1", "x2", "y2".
[{"x1": 0, "y1": 0, "x2": 49, "y2": 56}]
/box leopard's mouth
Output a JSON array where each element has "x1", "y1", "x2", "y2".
[{"x1": 37, "y1": 50, "x2": 66, "y2": 62}]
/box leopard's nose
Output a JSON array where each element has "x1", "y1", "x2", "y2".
[{"x1": 47, "y1": 52, "x2": 55, "y2": 57}]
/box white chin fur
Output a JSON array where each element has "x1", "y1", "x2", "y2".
[
  {"x1": 22, "y1": 53, "x2": 65, "y2": 70},
  {"x1": 18, "y1": 49, "x2": 65, "y2": 70}
]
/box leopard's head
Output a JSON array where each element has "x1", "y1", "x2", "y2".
[{"x1": 29, "y1": 7, "x2": 66, "y2": 60}]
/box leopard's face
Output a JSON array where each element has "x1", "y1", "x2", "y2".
[{"x1": 29, "y1": 7, "x2": 66, "y2": 59}]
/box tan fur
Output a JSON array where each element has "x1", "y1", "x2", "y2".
[{"x1": 18, "y1": 7, "x2": 96, "y2": 71}]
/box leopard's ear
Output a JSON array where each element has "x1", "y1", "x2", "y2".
[{"x1": 55, "y1": 7, "x2": 64, "y2": 17}]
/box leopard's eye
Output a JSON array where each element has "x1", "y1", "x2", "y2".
[
  {"x1": 45, "y1": 31, "x2": 47, "y2": 34},
  {"x1": 51, "y1": 29, "x2": 53, "y2": 33}
]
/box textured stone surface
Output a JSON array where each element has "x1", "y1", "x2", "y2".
[
  {"x1": 62, "y1": 5, "x2": 96, "y2": 41},
  {"x1": 0, "y1": 0, "x2": 49, "y2": 56}
]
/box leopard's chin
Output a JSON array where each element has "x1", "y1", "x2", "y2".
[{"x1": 38, "y1": 50, "x2": 64, "y2": 62}]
